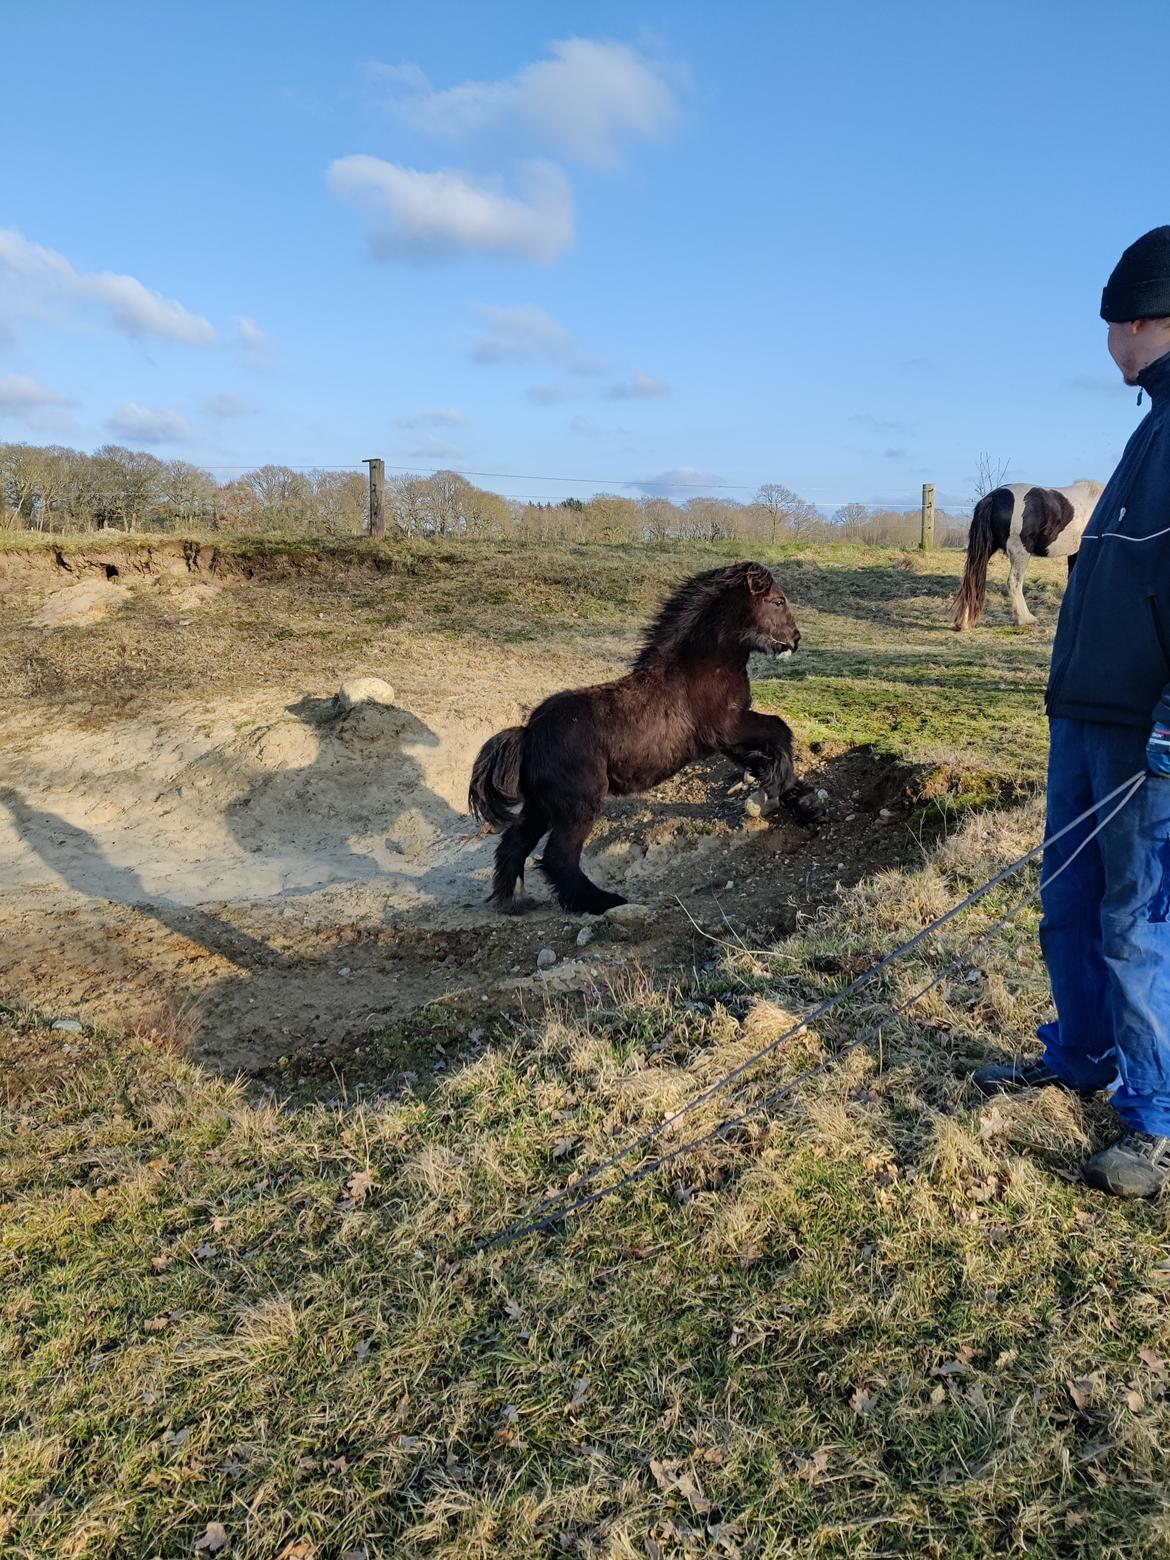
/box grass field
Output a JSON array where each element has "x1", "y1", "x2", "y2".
[{"x1": 4, "y1": 538, "x2": 1168, "y2": 1559}]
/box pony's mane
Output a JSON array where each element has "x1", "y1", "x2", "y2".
[{"x1": 633, "y1": 561, "x2": 771, "y2": 668}]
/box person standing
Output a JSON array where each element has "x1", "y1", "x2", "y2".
[{"x1": 973, "y1": 226, "x2": 1170, "y2": 1198}]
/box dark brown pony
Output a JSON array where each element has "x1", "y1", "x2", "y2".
[{"x1": 469, "y1": 561, "x2": 816, "y2": 914}]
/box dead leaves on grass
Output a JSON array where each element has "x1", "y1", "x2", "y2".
[{"x1": 337, "y1": 1167, "x2": 377, "y2": 1212}]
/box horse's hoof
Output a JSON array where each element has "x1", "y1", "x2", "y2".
[{"x1": 784, "y1": 792, "x2": 822, "y2": 829}]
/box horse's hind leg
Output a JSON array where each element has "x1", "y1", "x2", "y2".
[
  {"x1": 490, "y1": 808, "x2": 547, "y2": 914},
  {"x1": 538, "y1": 817, "x2": 625, "y2": 915},
  {"x1": 1005, "y1": 537, "x2": 1037, "y2": 626}
]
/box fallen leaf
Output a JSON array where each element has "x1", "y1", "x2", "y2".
[
  {"x1": 503, "y1": 1298, "x2": 523, "y2": 1324},
  {"x1": 1067, "y1": 1374, "x2": 1104, "y2": 1412},
  {"x1": 1125, "y1": 1388, "x2": 1144, "y2": 1411},
  {"x1": 193, "y1": 1243, "x2": 217, "y2": 1260},
  {"x1": 151, "y1": 1254, "x2": 171, "y2": 1272},
  {"x1": 850, "y1": 1386, "x2": 878, "y2": 1417},
  {"x1": 929, "y1": 1384, "x2": 947, "y2": 1406},
  {"x1": 144, "y1": 1314, "x2": 171, "y2": 1334},
  {"x1": 1139, "y1": 1347, "x2": 1168, "y2": 1380},
  {"x1": 341, "y1": 1168, "x2": 377, "y2": 1207},
  {"x1": 194, "y1": 1522, "x2": 228, "y2": 1553},
  {"x1": 567, "y1": 1376, "x2": 590, "y2": 1411},
  {"x1": 275, "y1": 1543, "x2": 315, "y2": 1560},
  {"x1": 797, "y1": 1448, "x2": 830, "y2": 1483}
]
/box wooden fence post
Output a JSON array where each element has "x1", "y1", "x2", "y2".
[
  {"x1": 919, "y1": 482, "x2": 935, "y2": 551},
  {"x1": 364, "y1": 458, "x2": 385, "y2": 540}
]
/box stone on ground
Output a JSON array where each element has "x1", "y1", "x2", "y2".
[{"x1": 337, "y1": 677, "x2": 396, "y2": 711}]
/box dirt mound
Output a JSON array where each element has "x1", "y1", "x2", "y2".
[{"x1": 0, "y1": 666, "x2": 922, "y2": 1072}]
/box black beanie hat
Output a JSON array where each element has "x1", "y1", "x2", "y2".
[{"x1": 1101, "y1": 226, "x2": 1170, "y2": 322}]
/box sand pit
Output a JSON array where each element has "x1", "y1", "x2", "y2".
[{"x1": 0, "y1": 549, "x2": 920, "y2": 1073}]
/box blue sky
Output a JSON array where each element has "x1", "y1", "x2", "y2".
[{"x1": 1, "y1": 0, "x2": 1165, "y2": 511}]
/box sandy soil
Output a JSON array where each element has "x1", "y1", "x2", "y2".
[{"x1": 0, "y1": 556, "x2": 915, "y2": 1074}]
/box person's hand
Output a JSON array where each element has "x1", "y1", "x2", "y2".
[{"x1": 1149, "y1": 723, "x2": 1170, "y2": 777}]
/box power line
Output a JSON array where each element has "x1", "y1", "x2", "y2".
[{"x1": 195, "y1": 461, "x2": 971, "y2": 510}]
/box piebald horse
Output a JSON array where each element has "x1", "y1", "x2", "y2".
[{"x1": 953, "y1": 479, "x2": 1103, "y2": 630}]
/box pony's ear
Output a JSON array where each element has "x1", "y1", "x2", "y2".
[{"x1": 744, "y1": 563, "x2": 772, "y2": 597}]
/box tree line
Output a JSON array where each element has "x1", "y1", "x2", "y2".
[{"x1": 0, "y1": 441, "x2": 970, "y2": 548}]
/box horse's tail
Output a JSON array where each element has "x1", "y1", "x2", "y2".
[
  {"x1": 952, "y1": 491, "x2": 1004, "y2": 630},
  {"x1": 469, "y1": 725, "x2": 525, "y2": 830}
]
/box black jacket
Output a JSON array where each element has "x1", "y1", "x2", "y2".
[{"x1": 1047, "y1": 349, "x2": 1170, "y2": 729}]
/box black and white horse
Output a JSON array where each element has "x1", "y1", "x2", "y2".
[{"x1": 952, "y1": 479, "x2": 1103, "y2": 630}]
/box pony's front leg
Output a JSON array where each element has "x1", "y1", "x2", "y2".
[{"x1": 722, "y1": 712, "x2": 819, "y2": 826}]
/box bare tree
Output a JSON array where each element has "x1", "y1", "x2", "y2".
[
  {"x1": 754, "y1": 482, "x2": 822, "y2": 543},
  {"x1": 973, "y1": 453, "x2": 1011, "y2": 500},
  {"x1": 833, "y1": 501, "x2": 871, "y2": 540}
]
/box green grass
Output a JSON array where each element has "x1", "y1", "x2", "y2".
[
  {"x1": 4, "y1": 820, "x2": 1170, "y2": 1558},
  {"x1": 7, "y1": 537, "x2": 1164, "y2": 1558}
]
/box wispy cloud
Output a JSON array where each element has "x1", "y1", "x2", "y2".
[
  {"x1": 393, "y1": 407, "x2": 466, "y2": 428},
  {"x1": 606, "y1": 372, "x2": 669, "y2": 400},
  {"x1": 0, "y1": 228, "x2": 216, "y2": 346},
  {"x1": 569, "y1": 413, "x2": 630, "y2": 439},
  {"x1": 106, "y1": 402, "x2": 190, "y2": 445},
  {"x1": 401, "y1": 437, "x2": 463, "y2": 461},
  {"x1": 851, "y1": 413, "x2": 912, "y2": 435},
  {"x1": 470, "y1": 304, "x2": 572, "y2": 363},
  {"x1": 369, "y1": 37, "x2": 684, "y2": 168},
  {"x1": 328, "y1": 156, "x2": 573, "y2": 264},
  {"x1": 628, "y1": 466, "x2": 725, "y2": 496},
  {"x1": 1066, "y1": 374, "x2": 1127, "y2": 395},
  {"x1": 0, "y1": 372, "x2": 77, "y2": 430},
  {"x1": 236, "y1": 315, "x2": 274, "y2": 369},
  {"x1": 526, "y1": 381, "x2": 581, "y2": 405},
  {"x1": 203, "y1": 392, "x2": 257, "y2": 420}
]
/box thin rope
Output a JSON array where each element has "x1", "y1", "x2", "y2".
[{"x1": 475, "y1": 771, "x2": 1146, "y2": 1252}]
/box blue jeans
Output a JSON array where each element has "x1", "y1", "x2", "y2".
[{"x1": 1039, "y1": 718, "x2": 1170, "y2": 1133}]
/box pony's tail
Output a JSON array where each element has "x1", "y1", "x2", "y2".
[
  {"x1": 952, "y1": 493, "x2": 999, "y2": 630},
  {"x1": 469, "y1": 725, "x2": 525, "y2": 830}
]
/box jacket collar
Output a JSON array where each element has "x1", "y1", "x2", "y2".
[{"x1": 1137, "y1": 348, "x2": 1170, "y2": 402}]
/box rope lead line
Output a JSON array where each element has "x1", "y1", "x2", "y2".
[{"x1": 476, "y1": 770, "x2": 1147, "y2": 1254}]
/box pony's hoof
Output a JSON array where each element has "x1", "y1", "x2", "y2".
[{"x1": 784, "y1": 791, "x2": 822, "y2": 829}]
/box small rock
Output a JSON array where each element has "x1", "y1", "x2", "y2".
[
  {"x1": 537, "y1": 948, "x2": 557, "y2": 969},
  {"x1": 604, "y1": 902, "x2": 653, "y2": 931},
  {"x1": 576, "y1": 925, "x2": 595, "y2": 948},
  {"x1": 51, "y1": 1018, "x2": 83, "y2": 1034},
  {"x1": 816, "y1": 788, "x2": 830, "y2": 802},
  {"x1": 845, "y1": 813, "x2": 856, "y2": 822},
  {"x1": 879, "y1": 808, "x2": 892, "y2": 818},
  {"x1": 744, "y1": 789, "x2": 779, "y2": 820},
  {"x1": 338, "y1": 677, "x2": 396, "y2": 712},
  {"x1": 338, "y1": 967, "x2": 351, "y2": 978}
]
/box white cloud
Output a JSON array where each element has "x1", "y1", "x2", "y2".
[
  {"x1": 374, "y1": 37, "x2": 683, "y2": 167},
  {"x1": 470, "y1": 304, "x2": 572, "y2": 364},
  {"x1": 106, "y1": 402, "x2": 191, "y2": 445},
  {"x1": 328, "y1": 156, "x2": 573, "y2": 263},
  {"x1": 629, "y1": 466, "x2": 725, "y2": 496},
  {"x1": 0, "y1": 229, "x2": 216, "y2": 345},
  {"x1": 236, "y1": 315, "x2": 274, "y2": 369},
  {"x1": 569, "y1": 414, "x2": 631, "y2": 439},
  {"x1": 0, "y1": 373, "x2": 75, "y2": 414},
  {"x1": 526, "y1": 381, "x2": 581, "y2": 405},
  {"x1": 606, "y1": 372, "x2": 669, "y2": 400},
  {"x1": 203, "y1": 392, "x2": 257, "y2": 420},
  {"x1": 402, "y1": 438, "x2": 463, "y2": 461},
  {"x1": 393, "y1": 407, "x2": 466, "y2": 428}
]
